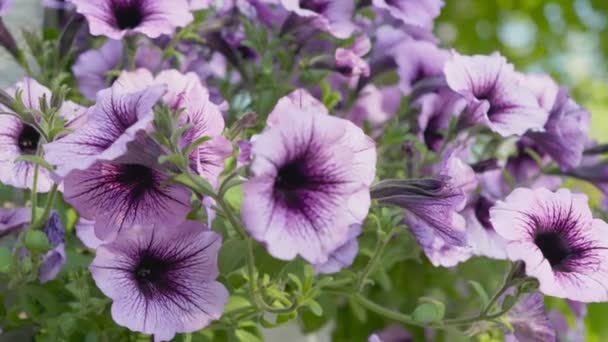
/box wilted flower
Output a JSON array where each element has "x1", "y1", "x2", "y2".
[
  {"x1": 90, "y1": 221, "x2": 228, "y2": 341},
  {"x1": 491, "y1": 188, "x2": 608, "y2": 302},
  {"x1": 444, "y1": 52, "x2": 548, "y2": 136},
  {"x1": 241, "y1": 89, "x2": 376, "y2": 264},
  {"x1": 38, "y1": 212, "x2": 66, "y2": 283},
  {"x1": 372, "y1": 0, "x2": 443, "y2": 29},
  {"x1": 45, "y1": 83, "x2": 167, "y2": 178},
  {"x1": 313, "y1": 224, "x2": 361, "y2": 274},
  {"x1": 526, "y1": 88, "x2": 590, "y2": 171},
  {"x1": 69, "y1": 0, "x2": 194, "y2": 39},
  {"x1": 0, "y1": 78, "x2": 85, "y2": 192},
  {"x1": 0, "y1": 207, "x2": 30, "y2": 236},
  {"x1": 504, "y1": 293, "x2": 556, "y2": 342},
  {"x1": 280, "y1": 0, "x2": 356, "y2": 39}
]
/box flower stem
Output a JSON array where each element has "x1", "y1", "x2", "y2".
[
  {"x1": 30, "y1": 147, "x2": 44, "y2": 223},
  {"x1": 357, "y1": 224, "x2": 396, "y2": 291}
]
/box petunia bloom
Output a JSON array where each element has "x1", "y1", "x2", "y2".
[
  {"x1": 504, "y1": 293, "x2": 556, "y2": 342},
  {"x1": 444, "y1": 52, "x2": 549, "y2": 136},
  {"x1": 393, "y1": 39, "x2": 449, "y2": 95},
  {"x1": 0, "y1": 207, "x2": 31, "y2": 237},
  {"x1": 463, "y1": 196, "x2": 507, "y2": 259},
  {"x1": 241, "y1": 89, "x2": 376, "y2": 264},
  {"x1": 491, "y1": 188, "x2": 608, "y2": 302},
  {"x1": 280, "y1": 0, "x2": 356, "y2": 39},
  {"x1": 334, "y1": 35, "x2": 371, "y2": 83},
  {"x1": 38, "y1": 212, "x2": 66, "y2": 283},
  {"x1": 62, "y1": 134, "x2": 192, "y2": 241},
  {"x1": 0, "y1": 0, "x2": 12, "y2": 15},
  {"x1": 313, "y1": 224, "x2": 361, "y2": 274},
  {"x1": 0, "y1": 78, "x2": 85, "y2": 192},
  {"x1": 372, "y1": 0, "x2": 443, "y2": 29},
  {"x1": 526, "y1": 88, "x2": 590, "y2": 171},
  {"x1": 113, "y1": 69, "x2": 232, "y2": 187},
  {"x1": 69, "y1": 0, "x2": 194, "y2": 39},
  {"x1": 44, "y1": 82, "x2": 167, "y2": 178},
  {"x1": 90, "y1": 221, "x2": 228, "y2": 341}
]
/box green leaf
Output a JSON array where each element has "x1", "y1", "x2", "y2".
[
  {"x1": 0, "y1": 246, "x2": 11, "y2": 273},
  {"x1": 173, "y1": 173, "x2": 215, "y2": 197},
  {"x1": 218, "y1": 239, "x2": 248, "y2": 275},
  {"x1": 412, "y1": 301, "x2": 445, "y2": 323},
  {"x1": 306, "y1": 299, "x2": 323, "y2": 316},
  {"x1": 183, "y1": 136, "x2": 212, "y2": 156},
  {"x1": 224, "y1": 295, "x2": 252, "y2": 313},
  {"x1": 234, "y1": 329, "x2": 262, "y2": 342},
  {"x1": 468, "y1": 280, "x2": 490, "y2": 308},
  {"x1": 14, "y1": 155, "x2": 54, "y2": 172}
]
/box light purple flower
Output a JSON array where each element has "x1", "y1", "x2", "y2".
[
  {"x1": 90, "y1": 221, "x2": 228, "y2": 341},
  {"x1": 521, "y1": 73, "x2": 559, "y2": 112},
  {"x1": 280, "y1": 0, "x2": 356, "y2": 39},
  {"x1": 346, "y1": 85, "x2": 397, "y2": 129},
  {"x1": 491, "y1": 188, "x2": 608, "y2": 302},
  {"x1": 0, "y1": 0, "x2": 12, "y2": 15},
  {"x1": 372, "y1": 0, "x2": 443, "y2": 28},
  {"x1": 463, "y1": 196, "x2": 507, "y2": 259},
  {"x1": 43, "y1": 0, "x2": 74, "y2": 9},
  {"x1": 69, "y1": 0, "x2": 194, "y2": 39},
  {"x1": 62, "y1": 134, "x2": 192, "y2": 241},
  {"x1": 504, "y1": 293, "x2": 556, "y2": 342},
  {"x1": 0, "y1": 78, "x2": 85, "y2": 192},
  {"x1": 335, "y1": 35, "x2": 371, "y2": 83},
  {"x1": 114, "y1": 69, "x2": 232, "y2": 187},
  {"x1": 241, "y1": 89, "x2": 376, "y2": 264},
  {"x1": 38, "y1": 212, "x2": 66, "y2": 283},
  {"x1": 188, "y1": 0, "x2": 211, "y2": 10},
  {"x1": 369, "y1": 324, "x2": 413, "y2": 342},
  {"x1": 413, "y1": 89, "x2": 466, "y2": 152},
  {"x1": 236, "y1": 139, "x2": 252, "y2": 167},
  {"x1": 0, "y1": 207, "x2": 31, "y2": 237},
  {"x1": 372, "y1": 152, "x2": 476, "y2": 267},
  {"x1": 313, "y1": 224, "x2": 361, "y2": 274},
  {"x1": 526, "y1": 88, "x2": 590, "y2": 171},
  {"x1": 444, "y1": 52, "x2": 549, "y2": 136},
  {"x1": 73, "y1": 39, "x2": 164, "y2": 101},
  {"x1": 45, "y1": 83, "x2": 167, "y2": 178},
  {"x1": 393, "y1": 39, "x2": 448, "y2": 95},
  {"x1": 75, "y1": 218, "x2": 103, "y2": 249}
]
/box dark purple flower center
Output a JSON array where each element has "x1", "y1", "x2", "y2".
[
  {"x1": 534, "y1": 231, "x2": 572, "y2": 271},
  {"x1": 299, "y1": 0, "x2": 329, "y2": 13},
  {"x1": 423, "y1": 115, "x2": 444, "y2": 152},
  {"x1": 110, "y1": 0, "x2": 145, "y2": 30},
  {"x1": 474, "y1": 197, "x2": 494, "y2": 230},
  {"x1": 274, "y1": 160, "x2": 313, "y2": 208},
  {"x1": 17, "y1": 124, "x2": 41, "y2": 155},
  {"x1": 113, "y1": 164, "x2": 158, "y2": 200},
  {"x1": 134, "y1": 251, "x2": 174, "y2": 298}
]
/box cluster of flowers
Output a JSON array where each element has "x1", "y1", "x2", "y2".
[{"x1": 0, "y1": 0, "x2": 606, "y2": 341}]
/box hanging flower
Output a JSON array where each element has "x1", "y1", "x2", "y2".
[
  {"x1": 69, "y1": 0, "x2": 194, "y2": 39},
  {"x1": 0, "y1": 78, "x2": 85, "y2": 192},
  {"x1": 241, "y1": 89, "x2": 376, "y2": 264},
  {"x1": 504, "y1": 293, "x2": 556, "y2": 342},
  {"x1": 0, "y1": 207, "x2": 30, "y2": 236},
  {"x1": 491, "y1": 188, "x2": 608, "y2": 302},
  {"x1": 372, "y1": 0, "x2": 444, "y2": 29},
  {"x1": 279, "y1": 0, "x2": 356, "y2": 39},
  {"x1": 38, "y1": 212, "x2": 66, "y2": 283},
  {"x1": 90, "y1": 221, "x2": 228, "y2": 341}
]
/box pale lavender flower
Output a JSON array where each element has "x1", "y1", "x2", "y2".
[
  {"x1": 0, "y1": 208, "x2": 31, "y2": 237},
  {"x1": 188, "y1": 0, "x2": 211, "y2": 10},
  {"x1": 75, "y1": 218, "x2": 103, "y2": 249},
  {"x1": 236, "y1": 139, "x2": 252, "y2": 167},
  {"x1": 444, "y1": 52, "x2": 549, "y2": 136},
  {"x1": 90, "y1": 221, "x2": 228, "y2": 341},
  {"x1": 69, "y1": 0, "x2": 194, "y2": 39},
  {"x1": 393, "y1": 38, "x2": 448, "y2": 95},
  {"x1": 369, "y1": 324, "x2": 413, "y2": 342},
  {"x1": 346, "y1": 85, "x2": 398, "y2": 129},
  {"x1": 526, "y1": 88, "x2": 590, "y2": 171},
  {"x1": 313, "y1": 224, "x2": 361, "y2": 274},
  {"x1": 241, "y1": 89, "x2": 376, "y2": 264},
  {"x1": 521, "y1": 73, "x2": 559, "y2": 112},
  {"x1": 504, "y1": 293, "x2": 556, "y2": 342},
  {"x1": 491, "y1": 188, "x2": 608, "y2": 302},
  {"x1": 372, "y1": 0, "x2": 443, "y2": 28},
  {"x1": 280, "y1": 0, "x2": 356, "y2": 39},
  {"x1": 0, "y1": 0, "x2": 12, "y2": 14},
  {"x1": 335, "y1": 35, "x2": 371, "y2": 83},
  {"x1": 0, "y1": 78, "x2": 85, "y2": 192},
  {"x1": 463, "y1": 196, "x2": 507, "y2": 259}
]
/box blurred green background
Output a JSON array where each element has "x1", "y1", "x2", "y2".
[{"x1": 437, "y1": 1, "x2": 607, "y2": 340}]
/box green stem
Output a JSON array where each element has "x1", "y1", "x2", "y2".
[
  {"x1": 29, "y1": 184, "x2": 59, "y2": 231},
  {"x1": 30, "y1": 147, "x2": 43, "y2": 223},
  {"x1": 357, "y1": 227, "x2": 396, "y2": 291}
]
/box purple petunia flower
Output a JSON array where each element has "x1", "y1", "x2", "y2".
[
  {"x1": 241, "y1": 89, "x2": 376, "y2": 264},
  {"x1": 504, "y1": 293, "x2": 556, "y2": 342},
  {"x1": 526, "y1": 88, "x2": 590, "y2": 171},
  {"x1": 72, "y1": 39, "x2": 164, "y2": 101},
  {"x1": 393, "y1": 39, "x2": 448, "y2": 95},
  {"x1": 463, "y1": 196, "x2": 507, "y2": 259},
  {"x1": 0, "y1": 207, "x2": 31, "y2": 236},
  {"x1": 0, "y1": 78, "x2": 85, "y2": 192},
  {"x1": 280, "y1": 0, "x2": 356, "y2": 39},
  {"x1": 491, "y1": 188, "x2": 608, "y2": 302},
  {"x1": 335, "y1": 35, "x2": 371, "y2": 83},
  {"x1": 412, "y1": 88, "x2": 466, "y2": 152},
  {"x1": 45, "y1": 83, "x2": 166, "y2": 178},
  {"x1": 188, "y1": 0, "x2": 211, "y2": 10},
  {"x1": 444, "y1": 52, "x2": 549, "y2": 136},
  {"x1": 372, "y1": 151, "x2": 476, "y2": 267},
  {"x1": 38, "y1": 212, "x2": 66, "y2": 283},
  {"x1": 313, "y1": 224, "x2": 361, "y2": 274},
  {"x1": 62, "y1": 134, "x2": 192, "y2": 241},
  {"x1": 369, "y1": 324, "x2": 413, "y2": 342},
  {"x1": 521, "y1": 73, "x2": 559, "y2": 112},
  {"x1": 346, "y1": 85, "x2": 398, "y2": 130},
  {"x1": 90, "y1": 221, "x2": 228, "y2": 341},
  {"x1": 114, "y1": 69, "x2": 232, "y2": 187},
  {"x1": 69, "y1": 0, "x2": 194, "y2": 39},
  {"x1": 372, "y1": 0, "x2": 443, "y2": 29},
  {"x1": 0, "y1": 0, "x2": 12, "y2": 15},
  {"x1": 75, "y1": 218, "x2": 103, "y2": 249}
]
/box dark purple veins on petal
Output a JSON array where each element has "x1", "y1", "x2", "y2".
[
  {"x1": 17, "y1": 124, "x2": 40, "y2": 155},
  {"x1": 299, "y1": 0, "x2": 329, "y2": 13},
  {"x1": 274, "y1": 159, "x2": 313, "y2": 208},
  {"x1": 111, "y1": 0, "x2": 145, "y2": 30},
  {"x1": 113, "y1": 164, "x2": 158, "y2": 201},
  {"x1": 134, "y1": 251, "x2": 174, "y2": 298}
]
